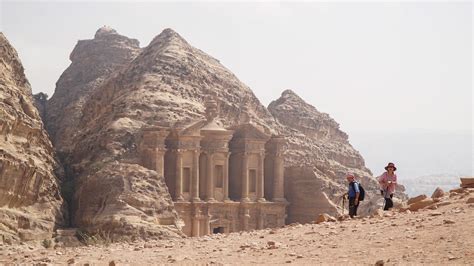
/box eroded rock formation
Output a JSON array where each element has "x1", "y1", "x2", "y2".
[
  {"x1": 46, "y1": 26, "x2": 141, "y2": 155},
  {"x1": 269, "y1": 90, "x2": 387, "y2": 217},
  {"x1": 45, "y1": 28, "x2": 190, "y2": 238},
  {"x1": 43, "y1": 26, "x2": 406, "y2": 237},
  {"x1": 284, "y1": 167, "x2": 339, "y2": 223},
  {"x1": 0, "y1": 33, "x2": 65, "y2": 242}
]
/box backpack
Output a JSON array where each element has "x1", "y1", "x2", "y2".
[{"x1": 351, "y1": 181, "x2": 365, "y2": 201}]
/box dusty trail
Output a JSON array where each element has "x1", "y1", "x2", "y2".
[{"x1": 1, "y1": 192, "x2": 473, "y2": 265}]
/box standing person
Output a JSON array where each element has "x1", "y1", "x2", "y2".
[
  {"x1": 346, "y1": 173, "x2": 360, "y2": 218},
  {"x1": 378, "y1": 162, "x2": 397, "y2": 211}
]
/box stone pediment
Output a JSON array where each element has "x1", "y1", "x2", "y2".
[
  {"x1": 230, "y1": 123, "x2": 271, "y2": 141},
  {"x1": 171, "y1": 118, "x2": 233, "y2": 138},
  {"x1": 172, "y1": 119, "x2": 207, "y2": 137}
]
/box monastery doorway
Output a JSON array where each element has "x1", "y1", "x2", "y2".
[{"x1": 212, "y1": 227, "x2": 225, "y2": 234}]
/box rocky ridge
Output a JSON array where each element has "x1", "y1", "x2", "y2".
[{"x1": 0, "y1": 33, "x2": 65, "y2": 242}]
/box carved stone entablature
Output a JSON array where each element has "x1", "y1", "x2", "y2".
[
  {"x1": 201, "y1": 139, "x2": 229, "y2": 150},
  {"x1": 230, "y1": 123, "x2": 270, "y2": 140},
  {"x1": 140, "y1": 127, "x2": 169, "y2": 149},
  {"x1": 245, "y1": 141, "x2": 266, "y2": 152},
  {"x1": 165, "y1": 138, "x2": 201, "y2": 150},
  {"x1": 265, "y1": 135, "x2": 286, "y2": 156},
  {"x1": 229, "y1": 139, "x2": 266, "y2": 154}
]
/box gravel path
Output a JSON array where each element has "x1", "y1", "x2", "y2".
[{"x1": 1, "y1": 191, "x2": 473, "y2": 265}]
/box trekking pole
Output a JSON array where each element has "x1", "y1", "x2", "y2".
[
  {"x1": 382, "y1": 190, "x2": 386, "y2": 210},
  {"x1": 342, "y1": 194, "x2": 346, "y2": 215}
]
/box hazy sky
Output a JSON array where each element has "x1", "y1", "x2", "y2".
[{"x1": 1, "y1": 1, "x2": 472, "y2": 180}]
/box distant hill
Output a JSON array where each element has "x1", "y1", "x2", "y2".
[
  {"x1": 399, "y1": 174, "x2": 462, "y2": 197},
  {"x1": 349, "y1": 130, "x2": 472, "y2": 197}
]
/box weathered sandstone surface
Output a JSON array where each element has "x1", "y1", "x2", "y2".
[
  {"x1": 45, "y1": 26, "x2": 141, "y2": 156},
  {"x1": 42, "y1": 26, "x2": 406, "y2": 237},
  {"x1": 46, "y1": 28, "x2": 185, "y2": 238},
  {"x1": 0, "y1": 33, "x2": 65, "y2": 242},
  {"x1": 269, "y1": 90, "x2": 396, "y2": 217}
]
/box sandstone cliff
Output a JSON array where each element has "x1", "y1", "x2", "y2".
[
  {"x1": 0, "y1": 33, "x2": 65, "y2": 242},
  {"x1": 45, "y1": 27, "x2": 404, "y2": 237},
  {"x1": 46, "y1": 26, "x2": 141, "y2": 156},
  {"x1": 269, "y1": 90, "x2": 384, "y2": 218},
  {"x1": 44, "y1": 28, "x2": 194, "y2": 238},
  {"x1": 63, "y1": 28, "x2": 279, "y2": 238}
]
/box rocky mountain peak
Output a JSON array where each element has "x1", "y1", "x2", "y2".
[
  {"x1": 145, "y1": 28, "x2": 192, "y2": 56},
  {"x1": 281, "y1": 89, "x2": 301, "y2": 99},
  {"x1": 270, "y1": 89, "x2": 322, "y2": 114},
  {"x1": 269, "y1": 89, "x2": 343, "y2": 140},
  {"x1": 46, "y1": 27, "x2": 141, "y2": 153},
  {"x1": 70, "y1": 27, "x2": 139, "y2": 62},
  {"x1": 0, "y1": 33, "x2": 29, "y2": 91},
  {"x1": 94, "y1": 25, "x2": 119, "y2": 38}
]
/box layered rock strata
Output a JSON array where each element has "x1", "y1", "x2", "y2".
[
  {"x1": 269, "y1": 90, "x2": 387, "y2": 217},
  {"x1": 46, "y1": 28, "x2": 182, "y2": 238},
  {"x1": 0, "y1": 33, "x2": 65, "y2": 242},
  {"x1": 67, "y1": 28, "x2": 276, "y2": 237},
  {"x1": 44, "y1": 27, "x2": 405, "y2": 237},
  {"x1": 46, "y1": 26, "x2": 141, "y2": 155}
]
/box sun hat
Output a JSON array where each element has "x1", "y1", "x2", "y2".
[{"x1": 384, "y1": 162, "x2": 397, "y2": 171}]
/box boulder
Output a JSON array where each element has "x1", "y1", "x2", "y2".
[
  {"x1": 316, "y1": 213, "x2": 337, "y2": 224},
  {"x1": 407, "y1": 194, "x2": 428, "y2": 205},
  {"x1": 436, "y1": 201, "x2": 452, "y2": 207},
  {"x1": 450, "y1": 188, "x2": 466, "y2": 194},
  {"x1": 286, "y1": 167, "x2": 339, "y2": 223},
  {"x1": 460, "y1": 178, "x2": 474, "y2": 188},
  {"x1": 443, "y1": 219, "x2": 455, "y2": 225},
  {"x1": 466, "y1": 197, "x2": 474, "y2": 204},
  {"x1": 371, "y1": 209, "x2": 385, "y2": 218},
  {"x1": 431, "y1": 187, "x2": 445, "y2": 199},
  {"x1": 392, "y1": 197, "x2": 406, "y2": 209},
  {"x1": 408, "y1": 198, "x2": 435, "y2": 211},
  {"x1": 337, "y1": 214, "x2": 351, "y2": 221}
]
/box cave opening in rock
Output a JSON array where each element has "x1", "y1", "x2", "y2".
[{"x1": 212, "y1": 227, "x2": 224, "y2": 234}]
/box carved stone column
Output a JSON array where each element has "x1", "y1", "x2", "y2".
[
  {"x1": 257, "y1": 151, "x2": 265, "y2": 202},
  {"x1": 192, "y1": 208, "x2": 201, "y2": 237},
  {"x1": 192, "y1": 150, "x2": 200, "y2": 202},
  {"x1": 241, "y1": 152, "x2": 250, "y2": 202},
  {"x1": 153, "y1": 148, "x2": 166, "y2": 177},
  {"x1": 206, "y1": 152, "x2": 215, "y2": 202},
  {"x1": 223, "y1": 152, "x2": 230, "y2": 201},
  {"x1": 140, "y1": 128, "x2": 168, "y2": 176},
  {"x1": 242, "y1": 208, "x2": 250, "y2": 231},
  {"x1": 257, "y1": 211, "x2": 264, "y2": 229},
  {"x1": 204, "y1": 210, "x2": 211, "y2": 235},
  {"x1": 175, "y1": 149, "x2": 184, "y2": 202},
  {"x1": 272, "y1": 152, "x2": 285, "y2": 202}
]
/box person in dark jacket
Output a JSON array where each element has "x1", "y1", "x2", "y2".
[{"x1": 346, "y1": 173, "x2": 360, "y2": 218}]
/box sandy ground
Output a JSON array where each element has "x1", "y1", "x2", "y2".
[{"x1": 1, "y1": 192, "x2": 473, "y2": 265}]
